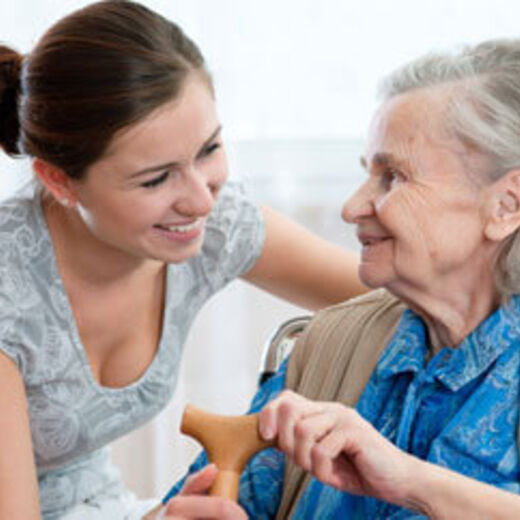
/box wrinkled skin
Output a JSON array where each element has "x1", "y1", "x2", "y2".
[{"x1": 258, "y1": 390, "x2": 415, "y2": 507}]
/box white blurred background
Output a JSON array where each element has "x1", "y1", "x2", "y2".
[{"x1": 2, "y1": 0, "x2": 519, "y2": 500}]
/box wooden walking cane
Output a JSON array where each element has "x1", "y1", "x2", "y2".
[{"x1": 181, "y1": 404, "x2": 275, "y2": 501}]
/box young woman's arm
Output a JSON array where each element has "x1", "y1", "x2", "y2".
[
  {"x1": 0, "y1": 351, "x2": 40, "y2": 519},
  {"x1": 243, "y1": 206, "x2": 367, "y2": 310}
]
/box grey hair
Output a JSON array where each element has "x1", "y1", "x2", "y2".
[{"x1": 379, "y1": 40, "x2": 520, "y2": 299}]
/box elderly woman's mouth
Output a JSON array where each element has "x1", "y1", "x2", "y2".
[{"x1": 358, "y1": 234, "x2": 392, "y2": 247}]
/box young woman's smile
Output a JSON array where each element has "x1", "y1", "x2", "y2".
[{"x1": 152, "y1": 217, "x2": 205, "y2": 243}]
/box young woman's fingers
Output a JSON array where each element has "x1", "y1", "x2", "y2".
[
  {"x1": 164, "y1": 495, "x2": 247, "y2": 519},
  {"x1": 179, "y1": 464, "x2": 218, "y2": 496}
]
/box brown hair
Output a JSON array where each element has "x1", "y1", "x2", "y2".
[
  {"x1": 0, "y1": 45, "x2": 22, "y2": 156},
  {"x1": 0, "y1": 0, "x2": 211, "y2": 178}
]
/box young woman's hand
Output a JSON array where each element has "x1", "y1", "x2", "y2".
[
  {"x1": 145, "y1": 464, "x2": 248, "y2": 520},
  {"x1": 258, "y1": 390, "x2": 415, "y2": 507}
]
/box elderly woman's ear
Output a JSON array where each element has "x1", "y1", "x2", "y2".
[{"x1": 484, "y1": 170, "x2": 520, "y2": 241}]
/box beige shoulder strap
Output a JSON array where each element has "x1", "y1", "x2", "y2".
[{"x1": 275, "y1": 289, "x2": 405, "y2": 519}]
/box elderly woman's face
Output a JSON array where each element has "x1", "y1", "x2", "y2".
[{"x1": 342, "y1": 90, "x2": 491, "y2": 294}]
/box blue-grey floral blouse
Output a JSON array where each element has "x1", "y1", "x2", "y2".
[{"x1": 164, "y1": 296, "x2": 520, "y2": 519}]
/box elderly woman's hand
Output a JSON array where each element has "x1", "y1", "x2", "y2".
[
  {"x1": 144, "y1": 464, "x2": 248, "y2": 520},
  {"x1": 258, "y1": 390, "x2": 418, "y2": 508}
]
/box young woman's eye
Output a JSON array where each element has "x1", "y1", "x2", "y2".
[
  {"x1": 141, "y1": 170, "x2": 169, "y2": 189},
  {"x1": 202, "y1": 142, "x2": 221, "y2": 157}
]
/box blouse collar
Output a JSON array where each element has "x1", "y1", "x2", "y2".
[{"x1": 376, "y1": 295, "x2": 520, "y2": 391}]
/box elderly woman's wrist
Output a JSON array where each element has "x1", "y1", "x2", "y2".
[{"x1": 396, "y1": 455, "x2": 437, "y2": 518}]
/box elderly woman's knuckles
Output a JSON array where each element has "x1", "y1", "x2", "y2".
[
  {"x1": 277, "y1": 428, "x2": 296, "y2": 455},
  {"x1": 325, "y1": 428, "x2": 355, "y2": 459},
  {"x1": 310, "y1": 444, "x2": 339, "y2": 484},
  {"x1": 275, "y1": 389, "x2": 309, "y2": 410},
  {"x1": 320, "y1": 403, "x2": 362, "y2": 430},
  {"x1": 276, "y1": 397, "x2": 305, "y2": 424},
  {"x1": 293, "y1": 423, "x2": 321, "y2": 462},
  {"x1": 327, "y1": 401, "x2": 353, "y2": 417},
  {"x1": 259, "y1": 390, "x2": 296, "y2": 422},
  {"x1": 292, "y1": 441, "x2": 314, "y2": 471},
  {"x1": 293, "y1": 415, "x2": 320, "y2": 440}
]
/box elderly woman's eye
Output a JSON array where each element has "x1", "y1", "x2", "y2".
[{"x1": 385, "y1": 168, "x2": 403, "y2": 187}]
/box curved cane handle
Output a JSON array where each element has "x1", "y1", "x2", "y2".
[{"x1": 181, "y1": 404, "x2": 274, "y2": 501}]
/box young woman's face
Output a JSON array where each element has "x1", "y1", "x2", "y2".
[{"x1": 71, "y1": 75, "x2": 228, "y2": 265}]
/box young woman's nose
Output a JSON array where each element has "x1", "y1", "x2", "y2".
[
  {"x1": 174, "y1": 168, "x2": 219, "y2": 217},
  {"x1": 341, "y1": 181, "x2": 376, "y2": 223}
]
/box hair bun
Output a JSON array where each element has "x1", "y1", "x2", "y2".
[{"x1": 0, "y1": 45, "x2": 22, "y2": 156}]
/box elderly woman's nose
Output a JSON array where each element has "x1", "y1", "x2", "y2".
[{"x1": 342, "y1": 185, "x2": 375, "y2": 223}]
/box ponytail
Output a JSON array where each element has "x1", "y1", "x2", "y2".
[{"x1": 0, "y1": 45, "x2": 22, "y2": 156}]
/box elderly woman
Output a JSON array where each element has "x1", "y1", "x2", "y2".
[{"x1": 157, "y1": 39, "x2": 520, "y2": 519}]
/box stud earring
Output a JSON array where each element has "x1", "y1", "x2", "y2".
[{"x1": 60, "y1": 197, "x2": 73, "y2": 208}]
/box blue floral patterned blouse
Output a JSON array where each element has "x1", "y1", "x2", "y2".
[{"x1": 164, "y1": 297, "x2": 520, "y2": 519}]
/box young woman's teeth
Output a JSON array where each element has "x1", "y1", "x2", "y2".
[{"x1": 161, "y1": 221, "x2": 199, "y2": 233}]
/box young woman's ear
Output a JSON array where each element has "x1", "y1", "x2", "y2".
[
  {"x1": 484, "y1": 170, "x2": 520, "y2": 242},
  {"x1": 32, "y1": 158, "x2": 77, "y2": 208}
]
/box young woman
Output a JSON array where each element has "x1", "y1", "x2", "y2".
[{"x1": 0, "y1": 1, "x2": 364, "y2": 518}]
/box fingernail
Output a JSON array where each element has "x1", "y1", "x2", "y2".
[{"x1": 261, "y1": 424, "x2": 274, "y2": 440}]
